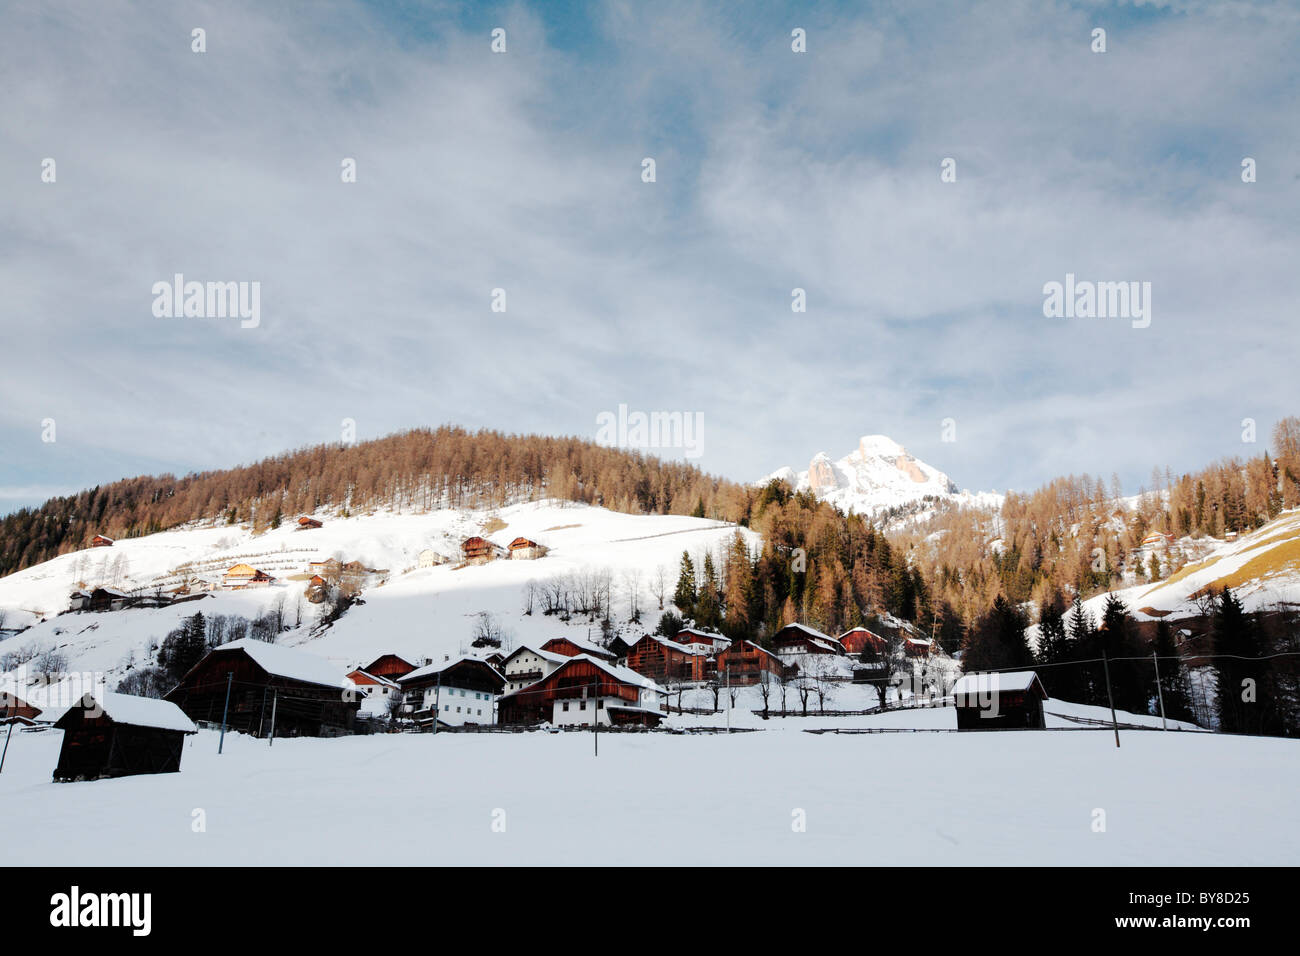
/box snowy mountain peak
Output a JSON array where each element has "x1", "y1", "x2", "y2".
[{"x1": 762, "y1": 433, "x2": 992, "y2": 517}]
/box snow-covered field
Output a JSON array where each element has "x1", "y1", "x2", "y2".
[{"x1": 0, "y1": 721, "x2": 1291, "y2": 866}]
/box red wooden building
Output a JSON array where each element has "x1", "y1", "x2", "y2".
[
  {"x1": 497, "y1": 655, "x2": 664, "y2": 727},
  {"x1": 839, "y1": 626, "x2": 886, "y2": 656},
  {"x1": 90, "y1": 535, "x2": 114, "y2": 548},
  {"x1": 540, "y1": 636, "x2": 616, "y2": 661},
  {"x1": 462, "y1": 536, "x2": 501, "y2": 563},
  {"x1": 362, "y1": 653, "x2": 418, "y2": 681},
  {"x1": 297, "y1": 516, "x2": 323, "y2": 529},
  {"x1": 626, "y1": 634, "x2": 707, "y2": 683},
  {"x1": 714, "y1": 640, "x2": 786, "y2": 685}
]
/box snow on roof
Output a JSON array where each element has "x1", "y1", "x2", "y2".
[
  {"x1": 63, "y1": 692, "x2": 196, "y2": 733},
  {"x1": 545, "y1": 635, "x2": 613, "y2": 656},
  {"x1": 951, "y1": 671, "x2": 1045, "y2": 698},
  {"x1": 575, "y1": 654, "x2": 666, "y2": 695},
  {"x1": 400, "y1": 654, "x2": 503, "y2": 684},
  {"x1": 780, "y1": 622, "x2": 838, "y2": 643},
  {"x1": 211, "y1": 639, "x2": 356, "y2": 691},
  {"x1": 501, "y1": 645, "x2": 570, "y2": 667},
  {"x1": 347, "y1": 669, "x2": 399, "y2": 688}
]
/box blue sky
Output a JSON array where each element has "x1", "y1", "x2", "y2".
[{"x1": 1, "y1": 0, "x2": 1298, "y2": 515}]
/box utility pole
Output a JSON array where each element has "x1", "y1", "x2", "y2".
[
  {"x1": 1152, "y1": 651, "x2": 1167, "y2": 731},
  {"x1": 1102, "y1": 652, "x2": 1120, "y2": 748},
  {"x1": 0, "y1": 720, "x2": 14, "y2": 774},
  {"x1": 218, "y1": 672, "x2": 233, "y2": 754},
  {"x1": 268, "y1": 689, "x2": 278, "y2": 746}
]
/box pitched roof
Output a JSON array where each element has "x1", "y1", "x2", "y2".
[
  {"x1": 207, "y1": 639, "x2": 357, "y2": 691},
  {"x1": 399, "y1": 655, "x2": 505, "y2": 687},
  {"x1": 951, "y1": 671, "x2": 1047, "y2": 699},
  {"x1": 57, "y1": 691, "x2": 196, "y2": 733}
]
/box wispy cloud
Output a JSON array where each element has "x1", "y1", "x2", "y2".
[{"x1": 1, "y1": 0, "x2": 1296, "y2": 513}]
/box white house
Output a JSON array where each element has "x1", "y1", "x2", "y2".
[
  {"x1": 396, "y1": 656, "x2": 506, "y2": 728},
  {"x1": 498, "y1": 645, "x2": 569, "y2": 694}
]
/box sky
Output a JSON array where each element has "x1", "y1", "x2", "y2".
[{"x1": 1, "y1": 0, "x2": 1298, "y2": 515}]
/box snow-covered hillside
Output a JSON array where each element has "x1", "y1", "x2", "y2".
[
  {"x1": 1047, "y1": 508, "x2": 1300, "y2": 630},
  {"x1": 761, "y1": 434, "x2": 1003, "y2": 517},
  {"x1": 0, "y1": 500, "x2": 758, "y2": 686}
]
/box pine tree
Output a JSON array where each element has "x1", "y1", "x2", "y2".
[
  {"x1": 1153, "y1": 619, "x2": 1195, "y2": 724},
  {"x1": 1097, "y1": 593, "x2": 1149, "y2": 715},
  {"x1": 673, "y1": 551, "x2": 697, "y2": 616},
  {"x1": 1212, "y1": 588, "x2": 1263, "y2": 733}
]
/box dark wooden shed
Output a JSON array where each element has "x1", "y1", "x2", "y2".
[
  {"x1": 53, "y1": 692, "x2": 196, "y2": 782},
  {"x1": 952, "y1": 671, "x2": 1048, "y2": 729}
]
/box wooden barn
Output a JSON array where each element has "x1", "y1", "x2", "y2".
[
  {"x1": 1, "y1": 689, "x2": 43, "y2": 724},
  {"x1": 461, "y1": 536, "x2": 503, "y2": 564},
  {"x1": 297, "y1": 516, "x2": 323, "y2": 529},
  {"x1": 84, "y1": 587, "x2": 130, "y2": 612},
  {"x1": 68, "y1": 589, "x2": 91, "y2": 611},
  {"x1": 90, "y1": 534, "x2": 114, "y2": 548},
  {"x1": 952, "y1": 671, "x2": 1048, "y2": 730},
  {"x1": 626, "y1": 634, "x2": 708, "y2": 683},
  {"x1": 507, "y1": 536, "x2": 549, "y2": 560},
  {"x1": 52, "y1": 692, "x2": 196, "y2": 781},
  {"x1": 165, "y1": 639, "x2": 361, "y2": 738},
  {"x1": 540, "y1": 636, "x2": 617, "y2": 661},
  {"x1": 398, "y1": 657, "x2": 505, "y2": 727},
  {"x1": 772, "y1": 623, "x2": 846, "y2": 658},
  {"x1": 362, "y1": 653, "x2": 418, "y2": 681},
  {"x1": 715, "y1": 640, "x2": 786, "y2": 685},
  {"x1": 498, "y1": 655, "x2": 665, "y2": 727},
  {"x1": 839, "y1": 626, "x2": 886, "y2": 656}
]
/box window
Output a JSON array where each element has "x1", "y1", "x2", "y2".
[{"x1": 562, "y1": 701, "x2": 569, "y2": 711}]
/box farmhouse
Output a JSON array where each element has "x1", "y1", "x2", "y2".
[
  {"x1": 68, "y1": 589, "x2": 91, "y2": 611},
  {"x1": 499, "y1": 645, "x2": 570, "y2": 693},
  {"x1": 626, "y1": 634, "x2": 708, "y2": 683},
  {"x1": 498, "y1": 654, "x2": 666, "y2": 728},
  {"x1": 507, "y1": 536, "x2": 549, "y2": 560},
  {"x1": 952, "y1": 671, "x2": 1048, "y2": 730},
  {"x1": 772, "y1": 623, "x2": 846, "y2": 658},
  {"x1": 714, "y1": 640, "x2": 786, "y2": 685},
  {"x1": 223, "y1": 564, "x2": 275, "y2": 589},
  {"x1": 165, "y1": 639, "x2": 361, "y2": 737},
  {"x1": 347, "y1": 669, "x2": 401, "y2": 703},
  {"x1": 676, "y1": 627, "x2": 731, "y2": 654},
  {"x1": 461, "y1": 536, "x2": 504, "y2": 564},
  {"x1": 297, "y1": 516, "x2": 323, "y2": 529},
  {"x1": 398, "y1": 657, "x2": 506, "y2": 728},
  {"x1": 52, "y1": 692, "x2": 196, "y2": 782},
  {"x1": 90, "y1": 535, "x2": 114, "y2": 548},
  {"x1": 417, "y1": 549, "x2": 448, "y2": 568},
  {"x1": 541, "y1": 636, "x2": 617, "y2": 661}
]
